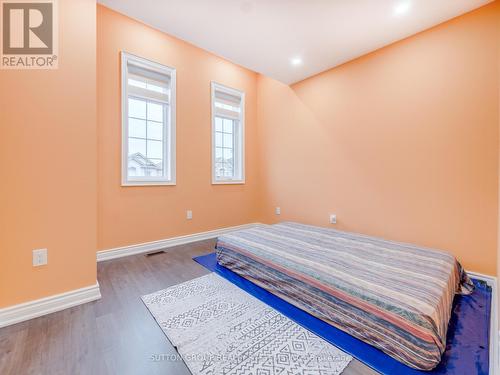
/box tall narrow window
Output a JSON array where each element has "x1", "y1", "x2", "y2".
[
  {"x1": 121, "y1": 52, "x2": 176, "y2": 185},
  {"x1": 211, "y1": 82, "x2": 245, "y2": 184}
]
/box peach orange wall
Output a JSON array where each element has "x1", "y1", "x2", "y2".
[
  {"x1": 0, "y1": 0, "x2": 97, "y2": 307},
  {"x1": 97, "y1": 6, "x2": 260, "y2": 251},
  {"x1": 257, "y1": 3, "x2": 500, "y2": 275},
  {"x1": 497, "y1": 0, "x2": 500, "y2": 311}
]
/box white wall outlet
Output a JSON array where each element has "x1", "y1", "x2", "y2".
[
  {"x1": 275, "y1": 207, "x2": 281, "y2": 215},
  {"x1": 186, "y1": 210, "x2": 193, "y2": 220},
  {"x1": 33, "y1": 248, "x2": 48, "y2": 267},
  {"x1": 329, "y1": 214, "x2": 337, "y2": 224}
]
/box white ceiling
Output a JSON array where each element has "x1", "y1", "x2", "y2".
[{"x1": 98, "y1": 0, "x2": 493, "y2": 84}]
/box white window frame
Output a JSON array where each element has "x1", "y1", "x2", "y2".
[
  {"x1": 211, "y1": 82, "x2": 245, "y2": 184},
  {"x1": 121, "y1": 52, "x2": 176, "y2": 186}
]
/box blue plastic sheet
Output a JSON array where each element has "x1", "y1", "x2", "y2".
[{"x1": 193, "y1": 253, "x2": 491, "y2": 375}]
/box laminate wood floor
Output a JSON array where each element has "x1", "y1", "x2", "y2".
[{"x1": 0, "y1": 239, "x2": 378, "y2": 375}]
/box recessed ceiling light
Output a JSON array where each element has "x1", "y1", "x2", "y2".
[
  {"x1": 393, "y1": 1, "x2": 411, "y2": 16},
  {"x1": 290, "y1": 57, "x2": 302, "y2": 66}
]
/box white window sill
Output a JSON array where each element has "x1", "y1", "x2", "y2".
[
  {"x1": 122, "y1": 181, "x2": 176, "y2": 187},
  {"x1": 212, "y1": 179, "x2": 245, "y2": 185}
]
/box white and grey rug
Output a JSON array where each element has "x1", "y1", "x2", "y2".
[{"x1": 142, "y1": 273, "x2": 352, "y2": 375}]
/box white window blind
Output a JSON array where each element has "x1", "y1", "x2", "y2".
[
  {"x1": 214, "y1": 90, "x2": 241, "y2": 119},
  {"x1": 127, "y1": 64, "x2": 170, "y2": 103}
]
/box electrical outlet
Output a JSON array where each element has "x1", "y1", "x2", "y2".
[
  {"x1": 33, "y1": 248, "x2": 48, "y2": 267},
  {"x1": 186, "y1": 210, "x2": 193, "y2": 220},
  {"x1": 329, "y1": 214, "x2": 337, "y2": 224},
  {"x1": 275, "y1": 207, "x2": 281, "y2": 215}
]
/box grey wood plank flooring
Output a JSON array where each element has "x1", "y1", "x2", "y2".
[{"x1": 0, "y1": 239, "x2": 378, "y2": 375}]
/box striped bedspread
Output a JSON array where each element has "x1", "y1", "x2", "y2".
[{"x1": 216, "y1": 222, "x2": 474, "y2": 371}]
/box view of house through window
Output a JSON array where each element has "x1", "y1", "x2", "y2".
[
  {"x1": 127, "y1": 98, "x2": 165, "y2": 177},
  {"x1": 122, "y1": 53, "x2": 176, "y2": 185},
  {"x1": 214, "y1": 117, "x2": 236, "y2": 178},
  {"x1": 212, "y1": 82, "x2": 245, "y2": 183}
]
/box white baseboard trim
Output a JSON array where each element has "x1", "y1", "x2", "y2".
[
  {"x1": 0, "y1": 282, "x2": 101, "y2": 329},
  {"x1": 467, "y1": 271, "x2": 498, "y2": 375},
  {"x1": 97, "y1": 223, "x2": 260, "y2": 262}
]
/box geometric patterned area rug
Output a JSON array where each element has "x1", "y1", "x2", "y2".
[{"x1": 142, "y1": 273, "x2": 352, "y2": 375}]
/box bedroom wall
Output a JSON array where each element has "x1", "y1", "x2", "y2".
[
  {"x1": 0, "y1": 0, "x2": 97, "y2": 307},
  {"x1": 97, "y1": 6, "x2": 260, "y2": 251},
  {"x1": 497, "y1": 1, "x2": 500, "y2": 321},
  {"x1": 256, "y1": 2, "x2": 500, "y2": 275}
]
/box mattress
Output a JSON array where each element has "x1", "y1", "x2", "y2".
[{"x1": 215, "y1": 222, "x2": 474, "y2": 371}]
